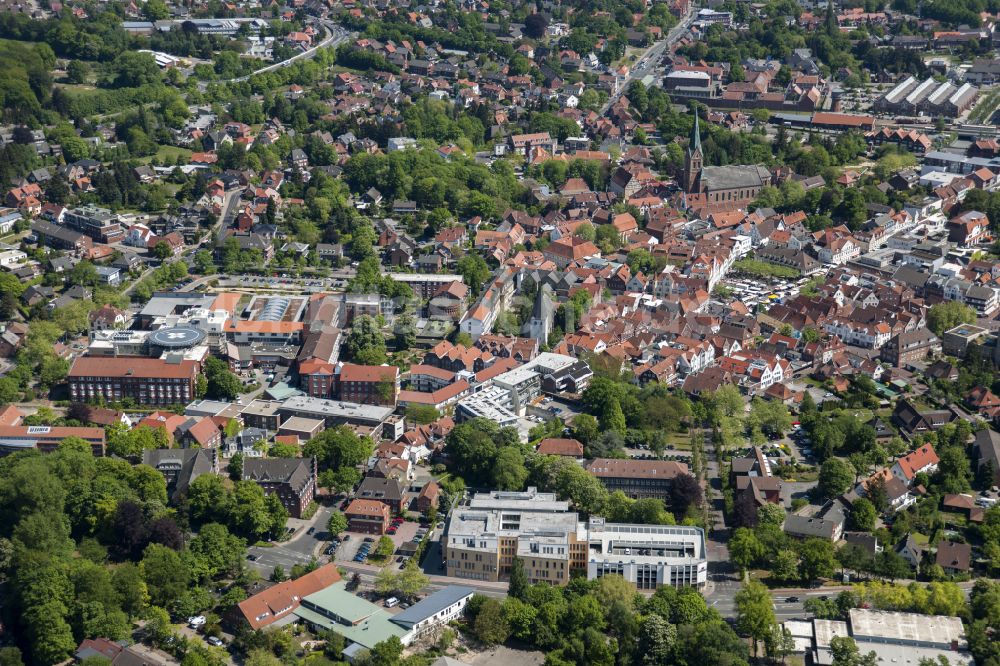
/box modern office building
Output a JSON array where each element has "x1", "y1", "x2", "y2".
[
  {"x1": 445, "y1": 488, "x2": 588, "y2": 584},
  {"x1": 444, "y1": 488, "x2": 706, "y2": 589},
  {"x1": 586, "y1": 518, "x2": 707, "y2": 589}
]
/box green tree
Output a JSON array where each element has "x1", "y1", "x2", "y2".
[
  {"x1": 638, "y1": 614, "x2": 676, "y2": 666},
  {"x1": 474, "y1": 597, "x2": 510, "y2": 645},
  {"x1": 830, "y1": 636, "x2": 878, "y2": 666},
  {"x1": 492, "y1": 447, "x2": 528, "y2": 491},
  {"x1": 926, "y1": 301, "x2": 977, "y2": 336},
  {"x1": 193, "y1": 250, "x2": 215, "y2": 274},
  {"x1": 229, "y1": 481, "x2": 277, "y2": 540},
  {"x1": 141, "y1": 543, "x2": 188, "y2": 608},
  {"x1": 730, "y1": 527, "x2": 764, "y2": 574},
  {"x1": 819, "y1": 458, "x2": 856, "y2": 499},
  {"x1": 771, "y1": 549, "x2": 800, "y2": 583},
  {"x1": 601, "y1": 398, "x2": 627, "y2": 436},
  {"x1": 66, "y1": 60, "x2": 90, "y2": 84},
  {"x1": 799, "y1": 538, "x2": 837, "y2": 582},
  {"x1": 508, "y1": 557, "x2": 528, "y2": 600},
  {"x1": 303, "y1": 426, "x2": 373, "y2": 472},
  {"x1": 850, "y1": 498, "x2": 877, "y2": 531},
  {"x1": 188, "y1": 523, "x2": 246, "y2": 580},
  {"x1": 327, "y1": 512, "x2": 347, "y2": 536},
  {"x1": 203, "y1": 357, "x2": 243, "y2": 401},
  {"x1": 457, "y1": 254, "x2": 491, "y2": 297},
  {"x1": 343, "y1": 315, "x2": 387, "y2": 364},
  {"x1": 736, "y1": 581, "x2": 777, "y2": 656},
  {"x1": 374, "y1": 535, "x2": 395, "y2": 561},
  {"x1": 228, "y1": 453, "x2": 244, "y2": 482}
]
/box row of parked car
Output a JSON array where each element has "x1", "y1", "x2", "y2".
[
  {"x1": 386, "y1": 516, "x2": 405, "y2": 535},
  {"x1": 354, "y1": 537, "x2": 376, "y2": 562}
]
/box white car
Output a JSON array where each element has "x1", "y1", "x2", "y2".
[{"x1": 188, "y1": 615, "x2": 206, "y2": 628}]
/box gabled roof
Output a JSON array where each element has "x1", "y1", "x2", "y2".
[
  {"x1": 935, "y1": 540, "x2": 971, "y2": 571},
  {"x1": 390, "y1": 586, "x2": 475, "y2": 628},
  {"x1": 894, "y1": 444, "x2": 939, "y2": 480},
  {"x1": 537, "y1": 438, "x2": 585, "y2": 456},
  {"x1": 236, "y1": 563, "x2": 341, "y2": 630}
]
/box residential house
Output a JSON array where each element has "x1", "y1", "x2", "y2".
[
  {"x1": 345, "y1": 498, "x2": 391, "y2": 535},
  {"x1": 935, "y1": 540, "x2": 971, "y2": 574}
]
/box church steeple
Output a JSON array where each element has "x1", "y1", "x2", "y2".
[
  {"x1": 684, "y1": 110, "x2": 703, "y2": 193},
  {"x1": 689, "y1": 110, "x2": 702, "y2": 156}
]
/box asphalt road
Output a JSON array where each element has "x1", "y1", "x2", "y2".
[
  {"x1": 228, "y1": 21, "x2": 352, "y2": 83},
  {"x1": 245, "y1": 504, "x2": 333, "y2": 575},
  {"x1": 599, "y1": 8, "x2": 695, "y2": 115}
]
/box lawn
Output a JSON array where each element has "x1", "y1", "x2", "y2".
[
  {"x1": 140, "y1": 145, "x2": 193, "y2": 165},
  {"x1": 664, "y1": 432, "x2": 692, "y2": 450}
]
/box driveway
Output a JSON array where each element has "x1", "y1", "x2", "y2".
[
  {"x1": 781, "y1": 481, "x2": 818, "y2": 509},
  {"x1": 246, "y1": 503, "x2": 333, "y2": 576},
  {"x1": 281, "y1": 504, "x2": 333, "y2": 557}
]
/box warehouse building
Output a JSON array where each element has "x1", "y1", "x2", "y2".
[
  {"x1": 789, "y1": 608, "x2": 974, "y2": 666},
  {"x1": 875, "y1": 76, "x2": 978, "y2": 117}
]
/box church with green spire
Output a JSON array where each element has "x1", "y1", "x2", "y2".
[
  {"x1": 681, "y1": 108, "x2": 773, "y2": 213},
  {"x1": 683, "y1": 111, "x2": 703, "y2": 193}
]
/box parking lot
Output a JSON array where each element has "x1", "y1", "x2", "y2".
[
  {"x1": 334, "y1": 520, "x2": 422, "y2": 563},
  {"x1": 626, "y1": 448, "x2": 692, "y2": 462},
  {"x1": 216, "y1": 274, "x2": 351, "y2": 293},
  {"x1": 717, "y1": 271, "x2": 826, "y2": 310}
]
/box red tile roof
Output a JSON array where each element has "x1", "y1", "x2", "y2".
[
  {"x1": 895, "y1": 444, "x2": 939, "y2": 481},
  {"x1": 345, "y1": 498, "x2": 390, "y2": 517},
  {"x1": 0, "y1": 405, "x2": 24, "y2": 427},
  {"x1": 68, "y1": 356, "x2": 199, "y2": 379},
  {"x1": 585, "y1": 457, "x2": 689, "y2": 479},
  {"x1": 537, "y1": 438, "x2": 585, "y2": 456},
  {"x1": 339, "y1": 363, "x2": 399, "y2": 383},
  {"x1": 236, "y1": 563, "x2": 341, "y2": 630}
]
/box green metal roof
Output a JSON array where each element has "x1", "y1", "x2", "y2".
[
  {"x1": 294, "y1": 606, "x2": 406, "y2": 649},
  {"x1": 294, "y1": 582, "x2": 407, "y2": 649},
  {"x1": 301, "y1": 581, "x2": 376, "y2": 623}
]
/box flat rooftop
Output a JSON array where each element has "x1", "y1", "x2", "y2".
[
  {"x1": 279, "y1": 395, "x2": 394, "y2": 423},
  {"x1": 493, "y1": 351, "x2": 579, "y2": 387},
  {"x1": 848, "y1": 608, "x2": 966, "y2": 648},
  {"x1": 813, "y1": 619, "x2": 849, "y2": 648},
  {"x1": 467, "y1": 487, "x2": 569, "y2": 512},
  {"x1": 448, "y1": 507, "x2": 581, "y2": 540},
  {"x1": 589, "y1": 523, "x2": 706, "y2": 557},
  {"x1": 139, "y1": 293, "x2": 216, "y2": 319}
]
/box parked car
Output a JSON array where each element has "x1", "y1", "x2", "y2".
[
  {"x1": 206, "y1": 636, "x2": 224, "y2": 647},
  {"x1": 385, "y1": 597, "x2": 399, "y2": 608},
  {"x1": 188, "y1": 616, "x2": 206, "y2": 628}
]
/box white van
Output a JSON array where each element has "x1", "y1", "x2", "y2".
[{"x1": 385, "y1": 597, "x2": 399, "y2": 608}]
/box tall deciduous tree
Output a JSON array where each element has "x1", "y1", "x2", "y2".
[
  {"x1": 508, "y1": 557, "x2": 528, "y2": 600},
  {"x1": 736, "y1": 581, "x2": 777, "y2": 657}
]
